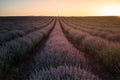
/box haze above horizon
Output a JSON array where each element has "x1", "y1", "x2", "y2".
[{"x1": 0, "y1": 0, "x2": 120, "y2": 16}]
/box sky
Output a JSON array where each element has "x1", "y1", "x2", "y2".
[{"x1": 0, "y1": 0, "x2": 120, "y2": 16}]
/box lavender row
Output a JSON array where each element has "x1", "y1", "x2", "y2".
[
  {"x1": 0, "y1": 17, "x2": 50, "y2": 34},
  {"x1": 0, "y1": 17, "x2": 53, "y2": 44},
  {"x1": 64, "y1": 17, "x2": 120, "y2": 33},
  {"x1": 0, "y1": 19, "x2": 56, "y2": 79},
  {"x1": 63, "y1": 18, "x2": 120, "y2": 42},
  {"x1": 27, "y1": 20, "x2": 100, "y2": 80},
  {"x1": 60, "y1": 19, "x2": 120, "y2": 75}
]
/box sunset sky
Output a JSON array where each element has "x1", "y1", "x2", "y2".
[{"x1": 0, "y1": 0, "x2": 120, "y2": 16}]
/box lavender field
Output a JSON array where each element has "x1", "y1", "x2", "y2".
[{"x1": 0, "y1": 16, "x2": 120, "y2": 80}]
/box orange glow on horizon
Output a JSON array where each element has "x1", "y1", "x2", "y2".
[{"x1": 0, "y1": 0, "x2": 120, "y2": 16}]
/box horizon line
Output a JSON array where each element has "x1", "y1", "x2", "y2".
[{"x1": 0, "y1": 15, "x2": 119, "y2": 17}]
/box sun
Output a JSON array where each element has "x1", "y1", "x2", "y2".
[{"x1": 97, "y1": 5, "x2": 120, "y2": 16}]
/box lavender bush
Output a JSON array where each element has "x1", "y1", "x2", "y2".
[{"x1": 28, "y1": 66, "x2": 100, "y2": 80}]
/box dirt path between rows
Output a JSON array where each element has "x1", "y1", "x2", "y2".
[{"x1": 26, "y1": 19, "x2": 100, "y2": 80}]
